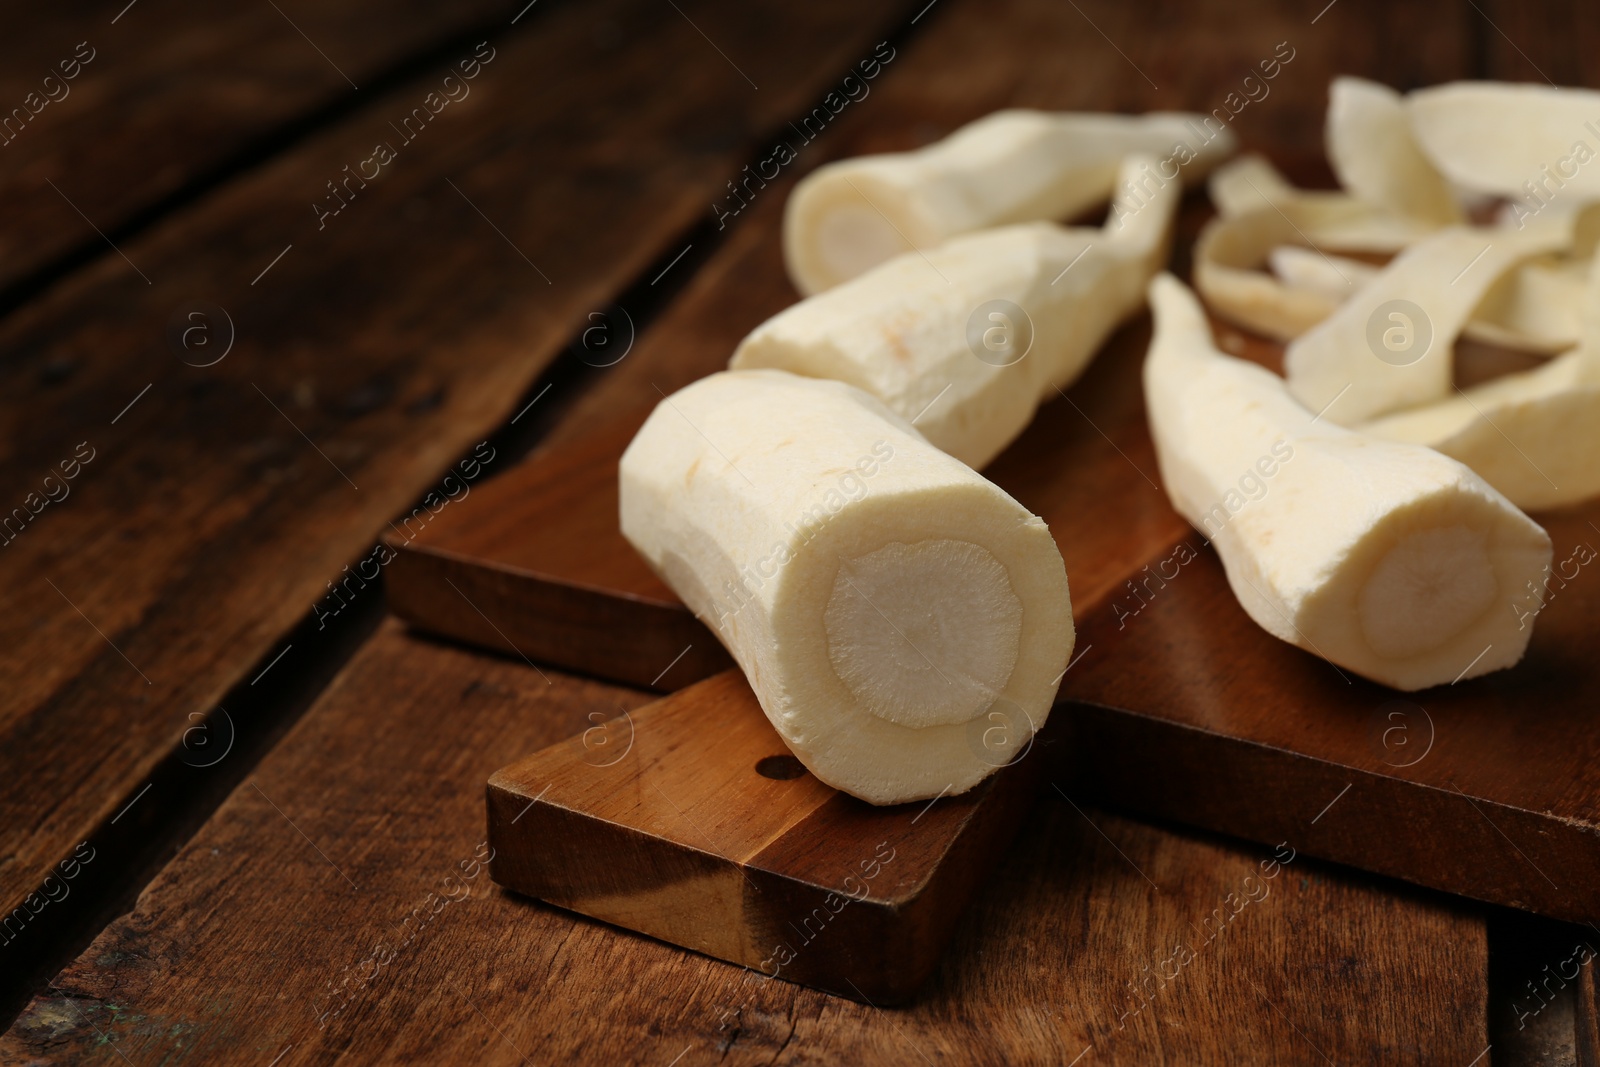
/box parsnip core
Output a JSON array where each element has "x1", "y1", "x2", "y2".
[
  {"x1": 1357, "y1": 524, "x2": 1497, "y2": 660},
  {"x1": 823, "y1": 538, "x2": 1023, "y2": 729},
  {"x1": 815, "y1": 201, "x2": 910, "y2": 287}
]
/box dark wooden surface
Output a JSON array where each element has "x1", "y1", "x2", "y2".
[
  {"x1": 487, "y1": 669, "x2": 1048, "y2": 1004},
  {"x1": 2, "y1": 0, "x2": 1596, "y2": 1061},
  {"x1": 0, "y1": 622, "x2": 1493, "y2": 1066},
  {"x1": 0, "y1": 0, "x2": 510, "y2": 296},
  {"x1": 0, "y1": 0, "x2": 916, "y2": 987}
]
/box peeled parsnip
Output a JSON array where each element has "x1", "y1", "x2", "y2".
[
  {"x1": 1145, "y1": 275, "x2": 1551, "y2": 691},
  {"x1": 619, "y1": 369, "x2": 1074, "y2": 805},
  {"x1": 734, "y1": 155, "x2": 1177, "y2": 469},
  {"x1": 783, "y1": 109, "x2": 1236, "y2": 295}
]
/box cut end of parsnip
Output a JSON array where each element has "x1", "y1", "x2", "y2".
[
  {"x1": 784, "y1": 109, "x2": 1235, "y2": 295},
  {"x1": 620, "y1": 369, "x2": 1074, "y2": 804},
  {"x1": 740, "y1": 155, "x2": 1178, "y2": 469},
  {"x1": 1145, "y1": 274, "x2": 1552, "y2": 691},
  {"x1": 824, "y1": 538, "x2": 1024, "y2": 729}
]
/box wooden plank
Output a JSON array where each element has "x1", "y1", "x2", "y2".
[
  {"x1": 1065, "y1": 501, "x2": 1600, "y2": 925},
  {"x1": 0, "y1": 0, "x2": 918, "y2": 977},
  {"x1": 1581, "y1": 955, "x2": 1600, "y2": 1067},
  {"x1": 486, "y1": 669, "x2": 1046, "y2": 1004},
  {"x1": 0, "y1": 0, "x2": 510, "y2": 295},
  {"x1": 0, "y1": 621, "x2": 1490, "y2": 1064}
]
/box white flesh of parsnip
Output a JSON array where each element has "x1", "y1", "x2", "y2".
[
  {"x1": 1408, "y1": 82, "x2": 1600, "y2": 200},
  {"x1": 1268, "y1": 246, "x2": 1581, "y2": 354},
  {"x1": 1326, "y1": 76, "x2": 1463, "y2": 226},
  {"x1": 1270, "y1": 245, "x2": 1379, "y2": 300},
  {"x1": 783, "y1": 109, "x2": 1235, "y2": 296},
  {"x1": 734, "y1": 156, "x2": 1177, "y2": 469},
  {"x1": 1284, "y1": 223, "x2": 1570, "y2": 425},
  {"x1": 1145, "y1": 275, "x2": 1551, "y2": 691},
  {"x1": 619, "y1": 369, "x2": 1074, "y2": 805},
  {"x1": 1363, "y1": 258, "x2": 1600, "y2": 510}
]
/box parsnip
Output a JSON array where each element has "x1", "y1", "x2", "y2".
[
  {"x1": 1284, "y1": 223, "x2": 1569, "y2": 425},
  {"x1": 1408, "y1": 82, "x2": 1600, "y2": 200},
  {"x1": 619, "y1": 369, "x2": 1074, "y2": 805},
  {"x1": 1268, "y1": 246, "x2": 1580, "y2": 354},
  {"x1": 783, "y1": 109, "x2": 1236, "y2": 295},
  {"x1": 734, "y1": 156, "x2": 1177, "y2": 468},
  {"x1": 1270, "y1": 245, "x2": 1378, "y2": 301},
  {"x1": 1325, "y1": 76, "x2": 1463, "y2": 226},
  {"x1": 1363, "y1": 258, "x2": 1600, "y2": 510},
  {"x1": 1145, "y1": 275, "x2": 1551, "y2": 691}
]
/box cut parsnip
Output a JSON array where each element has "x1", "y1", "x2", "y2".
[
  {"x1": 1408, "y1": 83, "x2": 1600, "y2": 200},
  {"x1": 619, "y1": 369, "x2": 1074, "y2": 805},
  {"x1": 1325, "y1": 76, "x2": 1463, "y2": 226},
  {"x1": 1144, "y1": 275, "x2": 1551, "y2": 691},
  {"x1": 736, "y1": 155, "x2": 1177, "y2": 469},
  {"x1": 1284, "y1": 223, "x2": 1570, "y2": 425},
  {"x1": 783, "y1": 109, "x2": 1235, "y2": 295}
]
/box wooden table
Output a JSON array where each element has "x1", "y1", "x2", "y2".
[{"x1": 0, "y1": 0, "x2": 1593, "y2": 1063}]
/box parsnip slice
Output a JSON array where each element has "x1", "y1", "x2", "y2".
[
  {"x1": 1362, "y1": 257, "x2": 1600, "y2": 509},
  {"x1": 1145, "y1": 275, "x2": 1551, "y2": 691},
  {"x1": 1362, "y1": 350, "x2": 1600, "y2": 510},
  {"x1": 1325, "y1": 76, "x2": 1463, "y2": 226},
  {"x1": 736, "y1": 155, "x2": 1176, "y2": 469},
  {"x1": 783, "y1": 109, "x2": 1235, "y2": 295},
  {"x1": 619, "y1": 369, "x2": 1074, "y2": 805},
  {"x1": 1270, "y1": 245, "x2": 1379, "y2": 300},
  {"x1": 1284, "y1": 223, "x2": 1569, "y2": 425},
  {"x1": 1408, "y1": 82, "x2": 1600, "y2": 200},
  {"x1": 1269, "y1": 246, "x2": 1580, "y2": 354},
  {"x1": 1205, "y1": 155, "x2": 1437, "y2": 249}
]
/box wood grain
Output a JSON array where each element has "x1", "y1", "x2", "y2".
[
  {"x1": 0, "y1": 0, "x2": 917, "y2": 972},
  {"x1": 0, "y1": 621, "x2": 1490, "y2": 1065},
  {"x1": 1581, "y1": 956, "x2": 1600, "y2": 1067},
  {"x1": 0, "y1": 0, "x2": 511, "y2": 295},
  {"x1": 486, "y1": 669, "x2": 1046, "y2": 1004}
]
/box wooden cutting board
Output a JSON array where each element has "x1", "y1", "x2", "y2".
[
  {"x1": 485, "y1": 667, "x2": 1053, "y2": 1004},
  {"x1": 388, "y1": 314, "x2": 1600, "y2": 926}
]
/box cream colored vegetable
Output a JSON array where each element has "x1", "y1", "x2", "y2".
[
  {"x1": 1268, "y1": 246, "x2": 1580, "y2": 354},
  {"x1": 1408, "y1": 83, "x2": 1600, "y2": 201},
  {"x1": 1197, "y1": 156, "x2": 1439, "y2": 341},
  {"x1": 735, "y1": 155, "x2": 1176, "y2": 469},
  {"x1": 1145, "y1": 275, "x2": 1551, "y2": 691},
  {"x1": 783, "y1": 109, "x2": 1236, "y2": 295},
  {"x1": 1284, "y1": 223, "x2": 1569, "y2": 424},
  {"x1": 1363, "y1": 258, "x2": 1600, "y2": 510},
  {"x1": 1270, "y1": 245, "x2": 1378, "y2": 301},
  {"x1": 1326, "y1": 76, "x2": 1463, "y2": 226},
  {"x1": 619, "y1": 369, "x2": 1074, "y2": 805}
]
